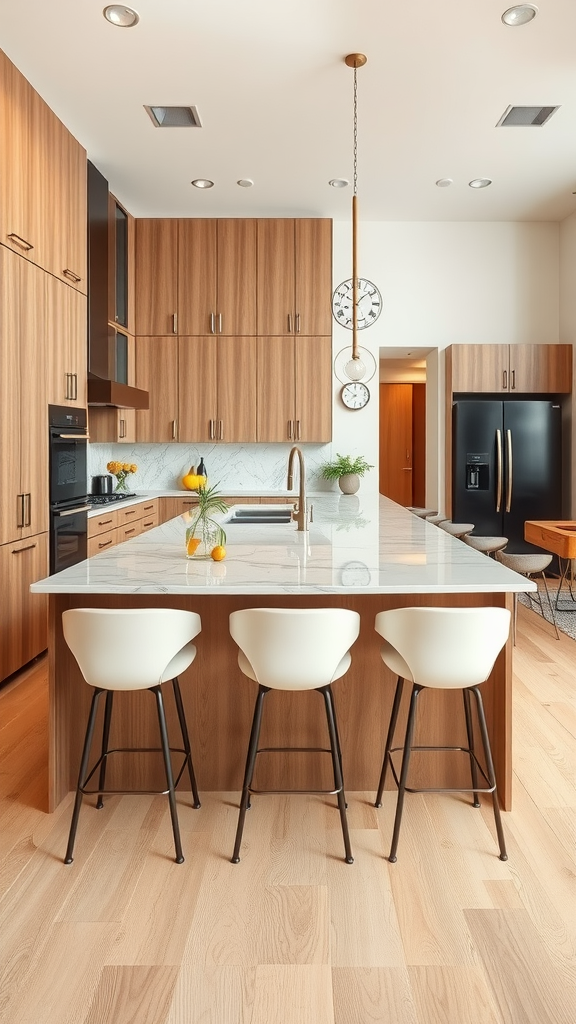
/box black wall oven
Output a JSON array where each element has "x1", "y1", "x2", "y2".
[{"x1": 49, "y1": 406, "x2": 90, "y2": 573}]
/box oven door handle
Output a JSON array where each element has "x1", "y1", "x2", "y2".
[
  {"x1": 52, "y1": 433, "x2": 90, "y2": 440},
  {"x1": 53, "y1": 505, "x2": 91, "y2": 517}
]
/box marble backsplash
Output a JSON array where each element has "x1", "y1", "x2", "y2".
[{"x1": 88, "y1": 442, "x2": 337, "y2": 493}]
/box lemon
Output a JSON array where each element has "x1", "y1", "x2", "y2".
[{"x1": 211, "y1": 545, "x2": 226, "y2": 561}]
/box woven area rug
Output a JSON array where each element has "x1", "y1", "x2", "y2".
[{"x1": 518, "y1": 580, "x2": 576, "y2": 641}]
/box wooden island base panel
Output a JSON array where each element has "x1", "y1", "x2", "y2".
[{"x1": 34, "y1": 496, "x2": 529, "y2": 813}]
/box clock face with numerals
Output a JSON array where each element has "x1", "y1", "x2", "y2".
[
  {"x1": 341, "y1": 381, "x2": 370, "y2": 409},
  {"x1": 332, "y1": 278, "x2": 382, "y2": 330}
]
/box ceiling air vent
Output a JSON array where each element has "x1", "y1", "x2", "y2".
[
  {"x1": 496, "y1": 105, "x2": 559, "y2": 127},
  {"x1": 144, "y1": 105, "x2": 203, "y2": 128}
]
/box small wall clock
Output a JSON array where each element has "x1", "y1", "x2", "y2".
[
  {"x1": 341, "y1": 381, "x2": 370, "y2": 410},
  {"x1": 332, "y1": 278, "x2": 382, "y2": 330}
]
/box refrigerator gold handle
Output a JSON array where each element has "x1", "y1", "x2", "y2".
[
  {"x1": 495, "y1": 429, "x2": 503, "y2": 512},
  {"x1": 506, "y1": 429, "x2": 513, "y2": 513}
]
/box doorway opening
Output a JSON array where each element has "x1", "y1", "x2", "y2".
[{"x1": 379, "y1": 348, "x2": 432, "y2": 506}]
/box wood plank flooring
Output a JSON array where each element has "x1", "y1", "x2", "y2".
[{"x1": 1, "y1": 603, "x2": 575, "y2": 1023}]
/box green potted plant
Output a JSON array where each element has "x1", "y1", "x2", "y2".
[{"x1": 320, "y1": 453, "x2": 374, "y2": 494}]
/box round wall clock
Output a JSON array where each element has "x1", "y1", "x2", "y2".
[
  {"x1": 332, "y1": 278, "x2": 382, "y2": 330},
  {"x1": 341, "y1": 381, "x2": 370, "y2": 410}
]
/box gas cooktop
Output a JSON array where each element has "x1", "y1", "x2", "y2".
[{"x1": 88, "y1": 493, "x2": 138, "y2": 506}]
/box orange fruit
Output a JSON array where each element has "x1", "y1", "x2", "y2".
[
  {"x1": 211, "y1": 545, "x2": 226, "y2": 561},
  {"x1": 186, "y1": 536, "x2": 201, "y2": 556}
]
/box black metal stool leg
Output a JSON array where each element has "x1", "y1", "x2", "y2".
[
  {"x1": 470, "y1": 686, "x2": 508, "y2": 861},
  {"x1": 376, "y1": 675, "x2": 404, "y2": 807},
  {"x1": 388, "y1": 684, "x2": 421, "y2": 863},
  {"x1": 96, "y1": 690, "x2": 114, "y2": 809},
  {"x1": 322, "y1": 685, "x2": 353, "y2": 864},
  {"x1": 463, "y1": 688, "x2": 480, "y2": 807},
  {"x1": 231, "y1": 685, "x2": 268, "y2": 863},
  {"x1": 64, "y1": 688, "x2": 103, "y2": 864},
  {"x1": 152, "y1": 685, "x2": 184, "y2": 864},
  {"x1": 172, "y1": 677, "x2": 201, "y2": 808}
]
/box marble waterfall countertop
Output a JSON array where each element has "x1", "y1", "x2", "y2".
[{"x1": 33, "y1": 495, "x2": 536, "y2": 596}]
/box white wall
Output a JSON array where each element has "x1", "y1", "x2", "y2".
[
  {"x1": 559, "y1": 211, "x2": 576, "y2": 515},
  {"x1": 91, "y1": 220, "x2": 562, "y2": 503},
  {"x1": 332, "y1": 220, "x2": 560, "y2": 506}
]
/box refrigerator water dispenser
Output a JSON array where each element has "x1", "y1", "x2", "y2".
[{"x1": 466, "y1": 453, "x2": 489, "y2": 490}]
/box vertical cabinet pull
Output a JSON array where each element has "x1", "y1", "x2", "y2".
[
  {"x1": 218, "y1": 313, "x2": 223, "y2": 334},
  {"x1": 210, "y1": 312, "x2": 215, "y2": 334},
  {"x1": 171, "y1": 419, "x2": 178, "y2": 439},
  {"x1": 73, "y1": 373, "x2": 78, "y2": 400},
  {"x1": 119, "y1": 418, "x2": 126, "y2": 439},
  {"x1": 296, "y1": 420, "x2": 301, "y2": 440},
  {"x1": 502, "y1": 369, "x2": 507, "y2": 390},
  {"x1": 295, "y1": 313, "x2": 300, "y2": 334},
  {"x1": 172, "y1": 313, "x2": 178, "y2": 334},
  {"x1": 17, "y1": 494, "x2": 25, "y2": 528},
  {"x1": 511, "y1": 369, "x2": 516, "y2": 390},
  {"x1": 287, "y1": 420, "x2": 293, "y2": 440},
  {"x1": 219, "y1": 419, "x2": 224, "y2": 440},
  {"x1": 209, "y1": 419, "x2": 214, "y2": 440},
  {"x1": 25, "y1": 492, "x2": 31, "y2": 527},
  {"x1": 287, "y1": 313, "x2": 293, "y2": 334}
]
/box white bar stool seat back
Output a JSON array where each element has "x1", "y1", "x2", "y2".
[
  {"x1": 62, "y1": 607, "x2": 202, "y2": 865},
  {"x1": 229, "y1": 607, "x2": 360, "y2": 864},
  {"x1": 374, "y1": 606, "x2": 511, "y2": 863}
]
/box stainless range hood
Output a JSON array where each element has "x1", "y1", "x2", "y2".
[{"x1": 87, "y1": 161, "x2": 149, "y2": 410}]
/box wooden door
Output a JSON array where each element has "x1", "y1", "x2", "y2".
[
  {"x1": 257, "y1": 219, "x2": 295, "y2": 336},
  {"x1": 178, "y1": 337, "x2": 218, "y2": 442},
  {"x1": 0, "y1": 532, "x2": 48, "y2": 682},
  {"x1": 59, "y1": 128, "x2": 87, "y2": 292},
  {"x1": 67, "y1": 287, "x2": 88, "y2": 408},
  {"x1": 379, "y1": 383, "x2": 413, "y2": 504},
  {"x1": 412, "y1": 382, "x2": 426, "y2": 508},
  {"x1": 510, "y1": 344, "x2": 573, "y2": 394},
  {"x1": 178, "y1": 219, "x2": 217, "y2": 336},
  {"x1": 217, "y1": 338, "x2": 257, "y2": 442},
  {"x1": 217, "y1": 219, "x2": 257, "y2": 335},
  {"x1": 0, "y1": 247, "x2": 22, "y2": 544},
  {"x1": 46, "y1": 276, "x2": 87, "y2": 407},
  {"x1": 135, "y1": 337, "x2": 179, "y2": 441},
  {"x1": 295, "y1": 219, "x2": 333, "y2": 337},
  {"x1": 19, "y1": 259, "x2": 49, "y2": 538},
  {"x1": 257, "y1": 338, "x2": 295, "y2": 441},
  {"x1": 135, "y1": 220, "x2": 178, "y2": 335},
  {"x1": 0, "y1": 53, "x2": 38, "y2": 263},
  {"x1": 295, "y1": 336, "x2": 332, "y2": 442},
  {"x1": 450, "y1": 344, "x2": 509, "y2": 393}
]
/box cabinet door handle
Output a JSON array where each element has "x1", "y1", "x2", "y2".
[
  {"x1": 288, "y1": 420, "x2": 293, "y2": 440},
  {"x1": 119, "y1": 418, "x2": 126, "y2": 438},
  {"x1": 73, "y1": 373, "x2": 78, "y2": 400},
  {"x1": 63, "y1": 268, "x2": 81, "y2": 283},
  {"x1": 17, "y1": 494, "x2": 25, "y2": 528},
  {"x1": 124, "y1": 527, "x2": 136, "y2": 536},
  {"x1": 287, "y1": 313, "x2": 293, "y2": 333},
  {"x1": 218, "y1": 313, "x2": 223, "y2": 333},
  {"x1": 296, "y1": 420, "x2": 301, "y2": 440},
  {"x1": 143, "y1": 503, "x2": 154, "y2": 511},
  {"x1": 65, "y1": 373, "x2": 71, "y2": 400},
  {"x1": 173, "y1": 312, "x2": 178, "y2": 334},
  {"x1": 219, "y1": 419, "x2": 224, "y2": 440},
  {"x1": 12, "y1": 543, "x2": 37, "y2": 554},
  {"x1": 98, "y1": 517, "x2": 114, "y2": 527},
  {"x1": 54, "y1": 505, "x2": 91, "y2": 517},
  {"x1": 24, "y1": 492, "x2": 31, "y2": 527},
  {"x1": 123, "y1": 509, "x2": 137, "y2": 518},
  {"x1": 503, "y1": 369, "x2": 507, "y2": 390},
  {"x1": 143, "y1": 519, "x2": 154, "y2": 528},
  {"x1": 210, "y1": 312, "x2": 215, "y2": 334},
  {"x1": 7, "y1": 232, "x2": 33, "y2": 251},
  {"x1": 171, "y1": 419, "x2": 178, "y2": 439},
  {"x1": 98, "y1": 538, "x2": 113, "y2": 549},
  {"x1": 511, "y1": 369, "x2": 516, "y2": 390},
  {"x1": 295, "y1": 313, "x2": 301, "y2": 334},
  {"x1": 209, "y1": 419, "x2": 214, "y2": 440}
]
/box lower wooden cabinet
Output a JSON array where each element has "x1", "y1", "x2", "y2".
[
  {"x1": 0, "y1": 532, "x2": 48, "y2": 682},
  {"x1": 87, "y1": 500, "x2": 158, "y2": 557}
]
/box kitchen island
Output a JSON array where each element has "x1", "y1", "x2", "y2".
[{"x1": 32, "y1": 495, "x2": 534, "y2": 811}]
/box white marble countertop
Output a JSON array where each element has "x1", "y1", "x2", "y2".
[
  {"x1": 34, "y1": 495, "x2": 536, "y2": 596},
  {"x1": 86, "y1": 489, "x2": 327, "y2": 518}
]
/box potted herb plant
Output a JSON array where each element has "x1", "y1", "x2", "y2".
[{"x1": 320, "y1": 453, "x2": 374, "y2": 494}]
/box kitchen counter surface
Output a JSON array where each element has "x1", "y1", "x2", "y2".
[
  {"x1": 86, "y1": 488, "x2": 328, "y2": 518},
  {"x1": 35, "y1": 494, "x2": 534, "y2": 596}
]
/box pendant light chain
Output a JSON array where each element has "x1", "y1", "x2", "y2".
[
  {"x1": 353, "y1": 65, "x2": 358, "y2": 198},
  {"x1": 344, "y1": 53, "x2": 367, "y2": 365}
]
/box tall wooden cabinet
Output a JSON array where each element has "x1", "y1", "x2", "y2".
[
  {"x1": 257, "y1": 219, "x2": 332, "y2": 337},
  {"x1": 0, "y1": 533, "x2": 48, "y2": 682},
  {"x1": 134, "y1": 219, "x2": 178, "y2": 336},
  {"x1": 46, "y1": 275, "x2": 87, "y2": 408},
  {"x1": 449, "y1": 343, "x2": 573, "y2": 394},
  {"x1": 178, "y1": 219, "x2": 256, "y2": 336},
  {"x1": 257, "y1": 336, "x2": 332, "y2": 442}
]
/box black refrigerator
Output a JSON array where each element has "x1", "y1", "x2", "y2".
[{"x1": 452, "y1": 400, "x2": 562, "y2": 552}]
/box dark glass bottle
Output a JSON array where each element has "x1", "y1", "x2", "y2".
[{"x1": 197, "y1": 457, "x2": 207, "y2": 481}]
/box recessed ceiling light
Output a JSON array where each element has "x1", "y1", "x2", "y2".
[
  {"x1": 501, "y1": 4, "x2": 538, "y2": 26},
  {"x1": 103, "y1": 5, "x2": 139, "y2": 27},
  {"x1": 436, "y1": 178, "x2": 453, "y2": 187},
  {"x1": 191, "y1": 179, "x2": 214, "y2": 189},
  {"x1": 329, "y1": 179, "x2": 349, "y2": 188},
  {"x1": 469, "y1": 178, "x2": 492, "y2": 189},
  {"x1": 237, "y1": 179, "x2": 254, "y2": 188}
]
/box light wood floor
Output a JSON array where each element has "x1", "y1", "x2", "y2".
[{"x1": 1, "y1": 604, "x2": 575, "y2": 1023}]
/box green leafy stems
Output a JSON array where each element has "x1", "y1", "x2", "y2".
[
  {"x1": 320, "y1": 453, "x2": 374, "y2": 480},
  {"x1": 186, "y1": 483, "x2": 228, "y2": 548}
]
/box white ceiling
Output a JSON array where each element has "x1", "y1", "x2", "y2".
[{"x1": 2, "y1": 0, "x2": 576, "y2": 222}]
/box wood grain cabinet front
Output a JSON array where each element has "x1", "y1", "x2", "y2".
[
  {"x1": 257, "y1": 219, "x2": 332, "y2": 337},
  {"x1": 449, "y1": 344, "x2": 573, "y2": 394},
  {"x1": 135, "y1": 336, "x2": 179, "y2": 442},
  {"x1": 178, "y1": 219, "x2": 256, "y2": 336},
  {"x1": 257, "y1": 336, "x2": 332, "y2": 442},
  {"x1": 0, "y1": 532, "x2": 48, "y2": 683},
  {"x1": 134, "y1": 219, "x2": 178, "y2": 336}
]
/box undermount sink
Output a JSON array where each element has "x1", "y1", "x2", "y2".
[{"x1": 226, "y1": 507, "x2": 293, "y2": 525}]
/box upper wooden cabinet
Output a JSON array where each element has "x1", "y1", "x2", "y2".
[
  {"x1": 46, "y1": 275, "x2": 87, "y2": 408},
  {"x1": 134, "y1": 336, "x2": 179, "y2": 442},
  {"x1": 178, "y1": 219, "x2": 256, "y2": 336},
  {"x1": 0, "y1": 49, "x2": 86, "y2": 292},
  {"x1": 257, "y1": 337, "x2": 332, "y2": 442},
  {"x1": 257, "y1": 219, "x2": 332, "y2": 337},
  {"x1": 448, "y1": 344, "x2": 573, "y2": 395},
  {"x1": 0, "y1": 248, "x2": 49, "y2": 545},
  {"x1": 135, "y1": 220, "x2": 178, "y2": 336}
]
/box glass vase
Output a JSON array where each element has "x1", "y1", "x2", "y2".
[
  {"x1": 186, "y1": 519, "x2": 219, "y2": 559},
  {"x1": 114, "y1": 474, "x2": 129, "y2": 492}
]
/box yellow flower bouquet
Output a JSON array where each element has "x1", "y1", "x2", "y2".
[{"x1": 107, "y1": 461, "x2": 137, "y2": 492}]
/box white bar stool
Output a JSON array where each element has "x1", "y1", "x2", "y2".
[
  {"x1": 406, "y1": 507, "x2": 437, "y2": 519},
  {"x1": 425, "y1": 513, "x2": 449, "y2": 525},
  {"x1": 438, "y1": 521, "x2": 475, "y2": 539},
  {"x1": 495, "y1": 550, "x2": 560, "y2": 641},
  {"x1": 229, "y1": 607, "x2": 360, "y2": 864},
  {"x1": 62, "y1": 607, "x2": 202, "y2": 865},
  {"x1": 463, "y1": 535, "x2": 509, "y2": 557},
  {"x1": 374, "y1": 607, "x2": 510, "y2": 862}
]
